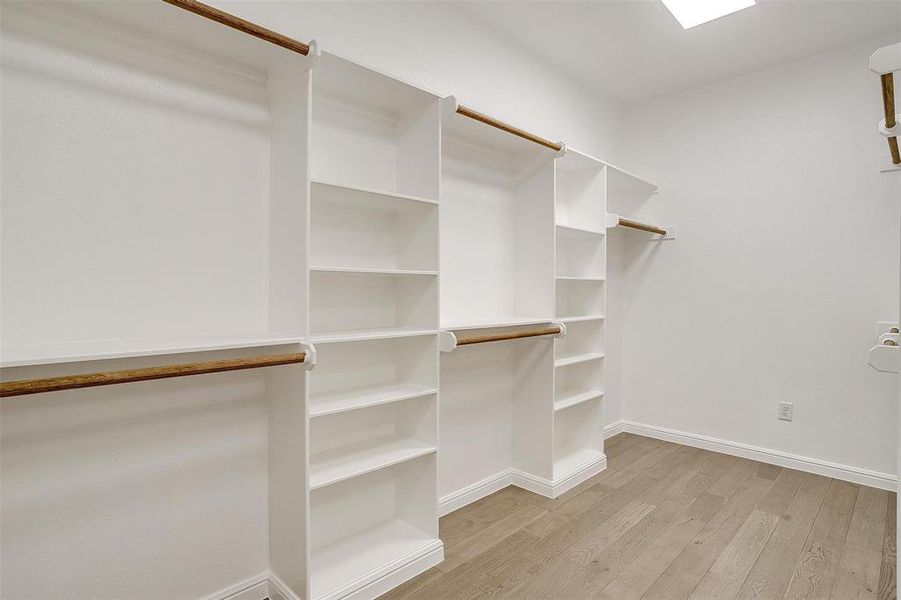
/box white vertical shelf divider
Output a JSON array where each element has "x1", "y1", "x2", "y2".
[{"x1": 307, "y1": 51, "x2": 443, "y2": 600}]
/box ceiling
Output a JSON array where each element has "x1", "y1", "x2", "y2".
[{"x1": 462, "y1": 0, "x2": 900, "y2": 103}]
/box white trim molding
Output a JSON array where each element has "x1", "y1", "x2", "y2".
[
  {"x1": 617, "y1": 420, "x2": 897, "y2": 491},
  {"x1": 202, "y1": 573, "x2": 271, "y2": 600}
]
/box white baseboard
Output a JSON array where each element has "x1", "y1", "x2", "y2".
[
  {"x1": 323, "y1": 540, "x2": 444, "y2": 600},
  {"x1": 267, "y1": 571, "x2": 301, "y2": 600},
  {"x1": 618, "y1": 420, "x2": 897, "y2": 491},
  {"x1": 603, "y1": 420, "x2": 625, "y2": 440},
  {"x1": 214, "y1": 542, "x2": 442, "y2": 600},
  {"x1": 549, "y1": 454, "x2": 607, "y2": 497},
  {"x1": 202, "y1": 573, "x2": 271, "y2": 600},
  {"x1": 439, "y1": 455, "x2": 613, "y2": 517},
  {"x1": 439, "y1": 469, "x2": 516, "y2": 516}
]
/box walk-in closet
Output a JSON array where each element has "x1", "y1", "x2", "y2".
[{"x1": 2, "y1": 0, "x2": 900, "y2": 599}]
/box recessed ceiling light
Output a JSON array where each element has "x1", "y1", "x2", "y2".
[{"x1": 661, "y1": 0, "x2": 756, "y2": 29}]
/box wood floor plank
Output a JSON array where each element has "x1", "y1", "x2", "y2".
[
  {"x1": 736, "y1": 471, "x2": 830, "y2": 600},
  {"x1": 438, "y1": 503, "x2": 547, "y2": 573},
  {"x1": 847, "y1": 487, "x2": 890, "y2": 552},
  {"x1": 551, "y1": 493, "x2": 700, "y2": 598},
  {"x1": 597, "y1": 513, "x2": 706, "y2": 599},
  {"x1": 784, "y1": 540, "x2": 844, "y2": 600},
  {"x1": 878, "y1": 494, "x2": 896, "y2": 600},
  {"x1": 688, "y1": 508, "x2": 780, "y2": 600},
  {"x1": 783, "y1": 480, "x2": 861, "y2": 600},
  {"x1": 476, "y1": 475, "x2": 662, "y2": 599},
  {"x1": 830, "y1": 544, "x2": 883, "y2": 600},
  {"x1": 504, "y1": 500, "x2": 658, "y2": 600}
]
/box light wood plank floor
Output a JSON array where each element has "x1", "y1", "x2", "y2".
[{"x1": 379, "y1": 433, "x2": 897, "y2": 600}]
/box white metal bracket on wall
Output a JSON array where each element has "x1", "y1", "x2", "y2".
[
  {"x1": 300, "y1": 39, "x2": 321, "y2": 70},
  {"x1": 300, "y1": 341, "x2": 317, "y2": 370},
  {"x1": 869, "y1": 322, "x2": 899, "y2": 373}
]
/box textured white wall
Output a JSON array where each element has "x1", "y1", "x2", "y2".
[
  {"x1": 619, "y1": 35, "x2": 901, "y2": 477},
  {"x1": 216, "y1": 1, "x2": 626, "y2": 163}
]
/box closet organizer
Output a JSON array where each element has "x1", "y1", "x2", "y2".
[{"x1": 0, "y1": 2, "x2": 669, "y2": 599}]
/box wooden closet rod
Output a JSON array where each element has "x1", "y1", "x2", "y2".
[
  {"x1": 161, "y1": 0, "x2": 311, "y2": 56},
  {"x1": 456, "y1": 105, "x2": 563, "y2": 152},
  {"x1": 0, "y1": 352, "x2": 306, "y2": 398},
  {"x1": 455, "y1": 325, "x2": 562, "y2": 347},
  {"x1": 618, "y1": 218, "x2": 667, "y2": 236},
  {"x1": 881, "y1": 73, "x2": 900, "y2": 165}
]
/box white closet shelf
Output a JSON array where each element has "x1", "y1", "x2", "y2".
[
  {"x1": 554, "y1": 352, "x2": 605, "y2": 368},
  {"x1": 440, "y1": 317, "x2": 554, "y2": 331},
  {"x1": 310, "y1": 266, "x2": 438, "y2": 277},
  {"x1": 557, "y1": 315, "x2": 605, "y2": 323},
  {"x1": 309, "y1": 437, "x2": 437, "y2": 490},
  {"x1": 555, "y1": 275, "x2": 605, "y2": 282},
  {"x1": 311, "y1": 519, "x2": 440, "y2": 600},
  {"x1": 310, "y1": 383, "x2": 437, "y2": 418},
  {"x1": 0, "y1": 333, "x2": 305, "y2": 368},
  {"x1": 554, "y1": 448, "x2": 605, "y2": 481},
  {"x1": 605, "y1": 165, "x2": 658, "y2": 197},
  {"x1": 554, "y1": 390, "x2": 604, "y2": 412},
  {"x1": 312, "y1": 179, "x2": 439, "y2": 207},
  {"x1": 311, "y1": 328, "x2": 437, "y2": 344},
  {"x1": 555, "y1": 223, "x2": 606, "y2": 237}
]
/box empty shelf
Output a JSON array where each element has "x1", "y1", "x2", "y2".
[
  {"x1": 554, "y1": 352, "x2": 605, "y2": 368},
  {"x1": 554, "y1": 448, "x2": 605, "y2": 481},
  {"x1": 312, "y1": 179, "x2": 439, "y2": 207},
  {"x1": 311, "y1": 519, "x2": 439, "y2": 600},
  {"x1": 554, "y1": 390, "x2": 604, "y2": 412},
  {"x1": 0, "y1": 332, "x2": 304, "y2": 369},
  {"x1": 311, "y1": 328, "x2": 437, "y2": 344},
  {"x1": 310, "y1": 383, "x2": 437, "y2": 418},
  {"x1": 309, "y1": 437, "x2": 437, "y2": 490},
  {"x1": 558, "y1": 315, "x2": 605, "y2": 323},
  {"x1": 555, "y1": 275, "x2": 605, "y2": 282},
  {"x1": 556, "y1": 223, "x2": 605, "y2": 236},
  {"x1": 310, "y1": 266, "x2": 438, "y2": 277},
  {"x1": 441, "y1": 316, "x2": 553, "y2": 331}
]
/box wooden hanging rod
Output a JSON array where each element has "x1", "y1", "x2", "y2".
[
  {"x1": 881, "y1": 73, "x2": 900, "y2": 165},
  {"x1": 456, "y1": 105, "x2": 563, "y2": 152},
  {"x1": 161, "y1": 0, "x2": 311, "y2": 56},
  {"x1": 0, "y1": 352, "x2": 306, "y2": 398},
  {"x1": 455, "y1": 325, "x2": 562, "y2": 347},
  {"x1": 618, "y1": 218, "x2": 667, "y2": 236}
]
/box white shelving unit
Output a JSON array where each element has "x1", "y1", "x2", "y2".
[
  {"x1": 307, "y1": 53, "x2": 443, "y2": 600},
  {"x1": 550, "y1": 151, "x2": 609, "y2": 495},
  {"x1": 1, "y1": 3, "x2": 662, "y2": 598}
]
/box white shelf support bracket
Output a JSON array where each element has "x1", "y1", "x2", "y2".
[
  {"x1": 869, "y1": 344, "x2": 899, "y2": 373},
  {"x1": 441, "y1": 95, "x2": 459, "y2": 119},
  {"x1": 438, "y1": 330, "x2": 458, "y2": 353},
  {"x1": 553, "y1": 321, "x2": 567, "y2": 339},
  {"x1": 555, "y1": 141, "x2": 568, "y2": 158},
  {"x1": 300, "y1": 341, "x2": 317, "y2": 370},
  {"x1": 869, "y1": 322, "x2": 899, "y2": 373},
  {"x1": 302, "y1": 39, "x2": 321, "y2": 71}
]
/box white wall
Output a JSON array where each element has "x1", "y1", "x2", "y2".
[
  {"x1": 618, "y1": 35, "x2": 901, "y2": 479},
  {"x1": 218, "y1": 1, "x2": 625, "y2": 163}
]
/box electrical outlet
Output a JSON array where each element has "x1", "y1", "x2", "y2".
[{"x1": 778, "y1": 402, "x2": 793, "y2": 421}]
